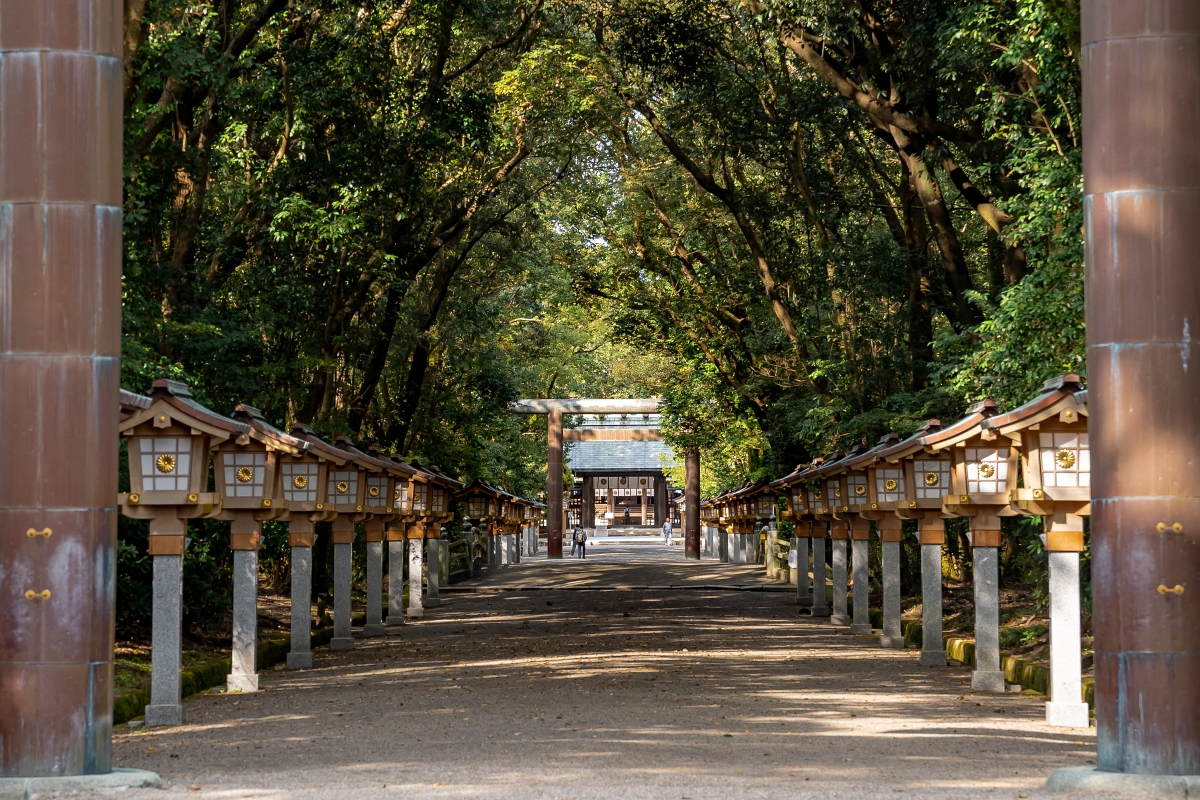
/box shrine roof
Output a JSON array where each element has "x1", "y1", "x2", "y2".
[{"x1": 565, "y1": 439, "x2": 676, "y2": 473}]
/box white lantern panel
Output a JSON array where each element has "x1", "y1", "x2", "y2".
[
  {"x1": 328, "y1": 469, "x2": 359, "y2": 504},
  {"x1": 1040, "y1": 433, "x2": 1089, "y2": 488},
  {"x1": 826, "y1": 482, "x2": 840, "y2": 504},
  {"x1": 394, "y1": 482, "x2": 409, "y2": 507},
  {"x1": 914, "y1": 459, "x2": 950, "y2": 499},
  {"x1": 365, "y1": 476, "x2": 388, "y2": 508},
  {"x1": 876, "y1": 468, "x2": 904, "y2": 503},
  {"x1": 139, "y1": 437, "x2": 192, "y2": 491},
  {"x1": 965, "y1": 447, "x2": 1008, "y2": 493},
  {"x1": 282, "y1": 462, "x2": 318, "y2": 503},
  {"x1": 807, "y1": 488, "x2": 819, "y2": 506},
  {"x1": 847, "y1": 475, "x2": 868, "y2": 508},
  {"x1": 223, "y1": 452, "x2": 266, "y2": 497}
]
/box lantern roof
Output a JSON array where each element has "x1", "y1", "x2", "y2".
[
  {"x1": 334, "y1": 436, "x2": 393, "y2": 473},
  {"x1": 289, "y1": 423, "x2": 350, "y2": 465},
  {"x1": 878, "y1": 420, "x2": 943, "y2": 463},
  {"x1": 982, "y1": 374, "x2": 1087, "y2": 437},
  {"x1": 924, "y1": 400, "x2": 1002, "y2": 451},
  {"x1": 455, "y1": 478, "x2": 508, "y2": 500},
  {"x1": 820, "y1": 444, "x2": 872, "y2": 476},
  {"x1": 120, "y1": 379, "x2": 249, "y2": 439},
  {"x1": 231, "y1": 405, "x2": 309, "y2": 456},
  {"x1": 387, "y1": 452, "x2": 428, "y2": 480},
  {"x1": 365, "y1": 445, "x2": 419, "y2": 478},
  {"x1": 724, "y1": 477, "x2": 776, "y2": 500},
  {"x1": 119, "y1": 389, "x2": 151, "y2": 421},
  {"x1": 408, "y1": 461, "x2": 465, "y2": 490},
  {"x1": 771, "y1": 463, "x2": 811, "y2": 489}
]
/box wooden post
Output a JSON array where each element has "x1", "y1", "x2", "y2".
[
  {"x1": 0, "y1": 3, "x2": 123, "y2": 775},
  {"x1": 1085, "y1": 4, "x2": 1200, "y2": 774},
  {"x1": 547, "y1": 408, "x2": 563, "y2": 557},
  {"x1": 582, "y1": 474, "x2": 595, "y2": 528},
  {"x1": 685, "y1": 447, "x2": 700, "y2": 559}
]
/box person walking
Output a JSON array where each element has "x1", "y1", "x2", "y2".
[
  {"x1": 573, "y1": 526, "x2": 588, "y2": 559},
  {"x1": 662, "y1": 519, "x2": 673, "y2": 545}
]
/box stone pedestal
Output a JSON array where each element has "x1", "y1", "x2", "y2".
[
  {"x1": 227, "y1": 547, "x2": 260, "y2": 692},
  {"x1": 331, "y1": 536, "x2": 354, "y2": 650},
  {"x1": 363, "y1": 539, "x2": 387, "y2": 635},
  {"x1": 1047, "y1": 551, "x2": 1090, "y2": 728},
  {"x1": 849, "y1": 537, "x2": 871, "y2": 634},
  {"x1": 287, "y1": 536, "x2": 315, "y2": 669},
  {"x1": 830, "y1": 537, "x2": 850, "y2": 626},
  {"x1": 919, "y1": 540, "x2": 946, "y2": 666},
  {"x1": 718, "y1": 530, "x2": 729, "y2": 562},
  {"x1": 386, "y1": 533, "x2": 405, "y2": 626},
  {"x1": 426, "y1": 537, "x2": 441, "y2": 608},
  {"x1": 407, "y1": 536, "x2": 424, "y2": 618},
  {"x1": 146, "y1": 552, "x2": 184, "y2": 726},
  {"x1": 971, "y1": 544, "x2": 1006, "y2": 692},
  {"x1": 795, "y1": 535, "x2": 811, "y2": 607},
  {"x1": 811, "y1": 534, "x2": 830, "y2": 617},
  {"x1": 880, "y1": 540, "x2": 903, "y2": 648}
]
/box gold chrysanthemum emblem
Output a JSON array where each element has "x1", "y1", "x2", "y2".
[{"x1": 155, "y1": 454, "x2": 176, "y2": 473}]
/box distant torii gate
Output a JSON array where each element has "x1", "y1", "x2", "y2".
[{"x1": 510, "y1": 399, "x2": 699, "y2": 559}]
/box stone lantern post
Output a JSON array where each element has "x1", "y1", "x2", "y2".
[
  {"x1": 118, "y1": 380, "x2": 247, "y2": 724},
  {"x1": 924, "y1": 401, "x2": 1012, "y2": 692},
  {"x1": 867, "y1": 430, "x2": 949, "y2": 666},
  {"x1": 277, "y1": 423, "x2": 347, "y2": 669},
  {"x1": 985, "y1": 375, "x2": 1091, "y2": 728},
  {"x1": 211, "y1": 406, "x2": 298, "y2": 693},
  {"x1": 823, "y1": 448, "x2": 873, "y2": 635},
  {"x1": 385, "y1": 454, "x2": 422, "y2": 627},
  {"x1": 773, "y1": 467, "x2": 814, "y2": 608},
  {"x1": 341, "y1": 441, "x2": 409, "y2": 635},
  {"x1": 845, "y1": 442, "x2": 904, "y2": 648}
]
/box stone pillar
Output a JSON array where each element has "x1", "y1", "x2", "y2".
[
  {"x1": 0, "y1": 0, "x2": 123, "y2": 776},
  {"x1": 1045, "y1": 513, "x2": 1090, "y2": 728},
  {"x1": 718, "y1": 527, "x2": 728, "y2": 562},
  {"x1": 501, "y1": 530, "x2": 511, "y2": 566},
  {"x1": 795, "y1": 525, "x2": 812, "y2": 607},
  {"x1": 547, "y1": 408, "x2": 564, "y2": 558},
  {"x1": 849, "y1": 520, "x2": 871, "y2": 634},
  {"x1": 407, "y1": 526, "x2": 424, "y2": 618},
  {"x1": 363, "y1": 521, "x2": 386, "y2": 636},
  {"x1": 1084, "y1": 3, "x2": 1200, "y2": 775},
  {"x1": 426, "y1": 532, "x2": 441, "y2": 608},
  {"x1": 287, "y1": 519, "x2": 316, "y2": 669},
  {"x1": 830, "y1": 526, "x2": 850, "y2": 626},
  {"x1": 811, "y1": 528, "x2": 830, "y2": 617},
  {"x1": 385, "y1": 523, "x2": 405, "y2": 626},
  {"x1": 227, "y1": 517, "x2": 261, "y2": 692},
  {"x1": 640, "y1": 486, "x2": 648, "y2": 526},
  {"x1": 879, "y1": 518, "x2": 904, "y2": 649},
  {"x1": 146, "y1": 518, "x2": 185, "y2": 726},
  {"x1": 970, "y1": 520, "x2": 1005, "y2": 692},
  {"x1": 919, "y1": 517, "x2": 946, "y2": 666},
  {"x1": 330, "y1": 518, "x2": 355, "y2": 650}
]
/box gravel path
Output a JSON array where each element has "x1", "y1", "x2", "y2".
[{"x1": 108, "y1": 545, "x2": 1123, "y2": 799}]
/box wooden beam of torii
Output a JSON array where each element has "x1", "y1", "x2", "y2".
[{"x1": 510, "y1": 399, "x2": 699, "y2": 559}]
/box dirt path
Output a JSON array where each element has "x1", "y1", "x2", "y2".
[{"x1": 110, "y1": 546, "x2": 1120, "y2": 799}]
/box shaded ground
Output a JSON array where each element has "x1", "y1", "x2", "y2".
[{"x1": 109, "y1": 544, "x2": 1121, "y2": 799}]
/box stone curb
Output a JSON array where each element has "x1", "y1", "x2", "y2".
[
  {"x1": 1046, "y1": 766, "x2": 1200, "y2": 797},
  {"x1": 0, "y1": 768, "x2": 160, "y2": 800},
  {"x1": 440, "y1": 584, "x2": 793, "y2": 593}
]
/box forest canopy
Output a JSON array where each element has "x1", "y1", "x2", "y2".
[{"x1": 122, "y1": 0, "x2": 1084, "y2": 496}]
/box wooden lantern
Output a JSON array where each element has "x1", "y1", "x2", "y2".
[
  {"x1": 119, "y1": 380, "x2": 248, "y2": 550},
  {"x1": 874, "y1": 425, "x2": 954, "y2": 519},
  {"x1": 921, "y1": 400, "x2": 1012, "y2": 545},
  {"x1": 982, "y1": 375, "x2": 1089, "y2": 551},
  {"x1": 286, "y1": 423, "x2": 351, "y2": 521}
]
